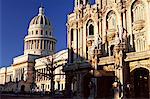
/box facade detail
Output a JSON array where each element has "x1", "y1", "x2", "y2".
[{"x1": 64, "y1": 0, "x2": 150, "y2": 98}]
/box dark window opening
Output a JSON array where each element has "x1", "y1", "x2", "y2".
[
  {"x1": 89, "y1": 24, "x2": 94, "y2": 35},
  {"x1": 86, "y1": 46, "x2": 88, "y2": 60},
  {"x1": 41, "y1": 30, "x2": 43, "y2": 35},
  {"x1": 70, "y1": 48, "x2": 74, "y2": 63},
  {"x1": 36, "y1": 30, "x2": 38, "y2": 34},
  {"x1": 71, "y1": 29, "x2": 74, "y2": 41},
  {"x1": 110, "y1": 45, "x2": 114, "y2": 56}
]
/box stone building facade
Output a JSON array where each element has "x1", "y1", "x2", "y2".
[
  {"x1": 64, "y1": 0, "x2": 150, "y2": 98},
  {"x1": 34, "y1": 49, "x2": 67, "y2": 92}
]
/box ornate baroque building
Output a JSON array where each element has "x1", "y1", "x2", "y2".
[
  {"x1": 0, "y1": 6, "x2": 67, "y2": 93},
  {"x1": 64, "y1": 0, "x2": 150, "y2": 98}
]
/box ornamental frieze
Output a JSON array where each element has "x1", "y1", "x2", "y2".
[
  {"x1": 103, "y1": 65, "x2": 115, "y2": 71},
  {"x1": 129, "y1": 59, "x2": 150, "y2": 71}
]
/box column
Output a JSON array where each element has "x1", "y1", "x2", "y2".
[
  {"x1": 47, "y1": 41, "x2": 49, "y2": 50},
  {"x1": 40, "y1": 40, "x2": 42, "y2": 49},
  {"x1": 37, "y1": 40, "x2": 39, "y2": 49},
  {"x1": 24, "y1": 42, "x2": 26, "y2": 50},
  {"x1": 45, "y1": 40, "x2": 47, "y2": 49},
  {"x1": 34, "y1": 40, "x2": 36, "y2": 49},
  {"x1": 50, "y1": 41, "x2": 52, "y2": 51},
  {"x1": 28, "y1": 41, "x2": 30, "y2": 49},
  {"x1": 146, "y1": 1, "x2": 150, "y2": 46},
  {"x1": 42, "y1": 40, "x2": 44, "y2": 49},
  {"x1": 27, "y1": 41, "x2": 29, "y2": 49}
]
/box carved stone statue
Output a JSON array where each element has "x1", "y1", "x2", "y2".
[
  {"x1": 95, "y1": 33, "x2": 102, "y2": 50},
  {"x1": 97, "y1": 36, "x2": 102, "y2": 50},
  {"x1": 114, "y1": 49, "x2": 120, "y2": 69},
  {"x1": 88, "y1": 33, "x2": 102, "y2": 59},
  {"x1": 115, "y1": 32, "x2": 120, "y2": 46}
]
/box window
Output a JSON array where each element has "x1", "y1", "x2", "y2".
[
  {"x1": 89, "y1": 24, "x2": 94, "y2": 35},
  {"x1": 70, "y1": 47, "x2": 74, "y2": 63},
  {"x1": 132, "y1": 2, "x2": 144, "y2": 22},
  {"x1": 36, "y1": 30, "x2": 38, "y2": 34},
  {"x1": 48, "y1": 85, "x2": 49, "y2": 89},
  {"x1": 71, "y1": 29, "x2": 74, "y2": 41},
  {"x1": 41, "y1": 30, "x2": 43, "y2": 35},
  {"x1": 107, "y1": 11, "x2": 117, "y2": 30}
]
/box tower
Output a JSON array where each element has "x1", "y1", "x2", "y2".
[
  {"x1": 24, "y1": 6, "x2": 56, "y2": 56},
  {"x1": 74, "y1": 0, "x2": 89, "y2": 8}
]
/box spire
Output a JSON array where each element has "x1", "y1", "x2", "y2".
[{"x1": 38, "y1": 3, "x2": 44, "y2": 15}]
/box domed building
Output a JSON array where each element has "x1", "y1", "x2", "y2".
[
  {"x1": 24, "y1": 6, "x2": 56, "y2": 56},
  {"x1": 0, "y1": 6, "x2": 68, "y2": 93}
]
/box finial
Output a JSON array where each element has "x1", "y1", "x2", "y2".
[
  {"x1": 40, "y1": 2, "x2": 43, "y2": 8},
  {"x1": 38, "y1": 3, "x2": 44, "y2": 15}
]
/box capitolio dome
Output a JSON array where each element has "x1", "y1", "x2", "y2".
[
  {"x1": 29, "y1": 7, "x2": 51, "y2": 26},
  {"x1": 24, "y1": 6, "x2": 56, "y2": 56}
]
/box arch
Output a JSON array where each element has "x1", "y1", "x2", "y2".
[
  {"x1": 86, "y1": 19, "x2": 95, "y2": 36},
  {"x1": 129, "y1": 0, "x2": 147, "y2": 11},
  {"x1": 130, "y1": 67, "x2": 149, "y2": 98},
  {"x1": 106, "y1": 11, "x2": 117, "y2": 28},
  {"x1": 131, "y1": 0, "x2": 145, "y2": 23},
  {"x1": 21, "y1": 85, "x2": 25, "y2": 92},
  {"x1": 130, "y1": 65, "x2": 150, "y2": 72}
]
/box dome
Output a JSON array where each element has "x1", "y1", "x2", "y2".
[
  {"x1": 29, "y1": 7, "x2": 51, "y2": 26},
  {"x1": 24, "y1": 6, "x2": 56, "y2": 56}
]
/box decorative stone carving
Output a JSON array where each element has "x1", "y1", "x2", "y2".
[{"x1": 133, "y1": 20, "x2": 145, "y2": 31}]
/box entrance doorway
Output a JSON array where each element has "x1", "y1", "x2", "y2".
[
  {"x1": 82, "y1": 74, "x2": 91, "y2": 98},
  {"x1": 97, "y1": 76, "x2": 114, "y2": 98},
  {"x1": 21, "y1": 85, "x2": 25, "y2": 92},
  {"x1": 131, "y1": 68, "x2": 149, "y2": 98}
]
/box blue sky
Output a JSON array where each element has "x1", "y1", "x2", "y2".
[{"x1": 0, "y1": 0, "x2": 74, "y2": 67}]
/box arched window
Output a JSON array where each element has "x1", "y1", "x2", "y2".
[
  {"x1": 41, "y1": 30, "x2": 43, "y2": 35},
  {"x1": 45, "y1": 31, "x2": 47, "y2": 35},
  {"x1": 132, "y1": 1, "x2": 145, "y2": 23},
  {"x1": 89, "y1": 24, "x2": 94, "y2": 35},
  {"x1": 107, "y1": 11, "x2": 117, "y2": 30},
  {"x1": 86, "y1": 19, "x2": 94, "y2": 36},
  {"x1": 36, "y1": 30, "x2": 38, "y2": 34}
]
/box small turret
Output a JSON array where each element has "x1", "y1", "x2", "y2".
[{"x1": 74, "y1": 0, "x2": 89, "y2": 9}]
